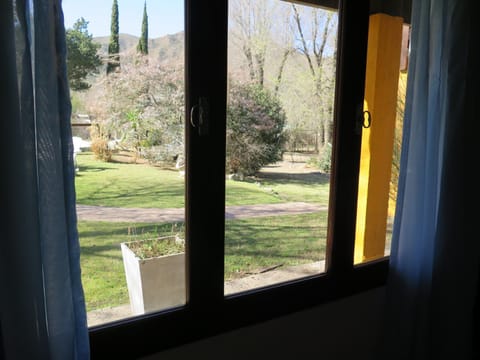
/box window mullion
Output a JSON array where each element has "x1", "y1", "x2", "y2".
[
  {"x1": 185, "y1": 0, "x2": 228, "y2": 313},
  {"x1": 326, "y1": 0, "x2": 369, "y2": 277}
]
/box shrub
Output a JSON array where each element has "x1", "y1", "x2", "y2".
[
  {"x1": 307, "y1": 143, "x2": 332, "y2": 173},
  {"x1": 226, "y1": 82, "x2": 287, "y2": 176},
  {"x1": 318, "y1": 142, "x2": 332, "y2": 173},
  {"x1": 89, "y1": 124, "x2": 113, "y2": 162},
  {"x1": 90, "y1": 138, "x2": 113, "y2": 162}
]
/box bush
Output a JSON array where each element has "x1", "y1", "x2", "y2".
[
  {"x1": 307, "y1": 143, "x2": 332, "y2": 173},
  {"x1": 89, "y1": 124, "x2": 113, "y2": 162},
  {"x1": 226, "y1": 82, "x2": 287, "y2": 176},
  {"x1": 90, "y1": 138, "x2": 113, "y2": 162},
  {"x1": 318, "y1": 142, "x2": 332, "y2": 173}
]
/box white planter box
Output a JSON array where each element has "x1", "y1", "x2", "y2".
[{"x1": 121, "y1": 241, "x2": 185, "y2": 315}]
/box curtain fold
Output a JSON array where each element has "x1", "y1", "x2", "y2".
[
  {"x1": 381, "y1": 0, "x2": 478, "y2": 359},
  {"x1": 0, "y1": 0, "x2": 90, "y2": 359}
]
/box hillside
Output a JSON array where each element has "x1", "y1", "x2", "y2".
[
  {"x1": 88, "y1": 31, "x2": 335, "y2": 139},
  {"x1": 93, "y1": 32, "x2": 184, "y2": 65}
]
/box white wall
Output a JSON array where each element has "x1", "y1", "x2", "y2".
[{"x1": 143, "y1": 287, "x2": 386, "y2": 360}]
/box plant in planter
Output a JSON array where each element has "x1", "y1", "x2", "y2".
[{"x1": 121, "y1": 233, "x2": 185, "y2": 315}]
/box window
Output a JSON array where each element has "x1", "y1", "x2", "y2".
[
  {"x1": 84, "y1": 1, "x2": 392, "y2": 358},
  {"x1": 224, "y1": 0, "x2": 338, "y2": 295},
  {"x1": 70, "y1": 1, "x2": 187, "y2": 324}
]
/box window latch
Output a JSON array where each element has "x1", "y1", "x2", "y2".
[
  {"x1": 355, "y1": 106, "x2": 372, "y2": 134},
  {"x1": 190, "y1": 97, "x2": 209, "y2": 136},
  {"x1": 362, "y1": 110, "x2": 372, "y2": 129}
]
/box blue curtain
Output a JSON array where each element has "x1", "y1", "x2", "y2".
[
  {"x1": 381, "y1": 0, "x2": 478, "y2": 359},
  {"x1": 0, "y1": 0, "x2": 90, "y2": 359}
]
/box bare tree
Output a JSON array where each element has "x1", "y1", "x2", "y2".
[
  {"x1": 85, "y1": 56, "x2": 185, "y2": 163},
  {"x1": 272, "y1": 6, "x2": 295, "y2": 96},
  {"x1": 291, "y1": 4, "x2": 337, "y2": 147},
  {"x1": 230, "y1": 0, "x2": 274, "y2": 86}
]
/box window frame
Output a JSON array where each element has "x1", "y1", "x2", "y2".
[{"x1": 88, "y1": 0, "x2": 389, "y2": 358}]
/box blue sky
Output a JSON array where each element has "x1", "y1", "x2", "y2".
[{"x1": 61, "y1": 0, "x2": 184, "y2": 38}]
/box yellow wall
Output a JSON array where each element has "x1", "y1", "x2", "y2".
[{"x1": 354, "y1": 14, "x2": 403, "y2": 264}]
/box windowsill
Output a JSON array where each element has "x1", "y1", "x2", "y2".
[{"x1": 88, "y1": 259, "x2": 388, "y2": 359}]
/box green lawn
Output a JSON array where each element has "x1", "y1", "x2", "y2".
[
  {"x1": 75, "y1": 153, "x2": 186, "y2": 208},
  {"x1": 79, "y1": 212, "x2": 327, "y2": 311},
  {"x1": 75, "y1": 152, "x2": 329, "y2": 208},
  {"x1": 224, "y1": 211, "x2": 328, "y2": 278},
  {"x1": 76, "y1": 152, "x2": 331, "y2": 311}
]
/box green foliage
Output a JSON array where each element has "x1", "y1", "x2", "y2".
[
  {"x1": 65, "y1": 18, "x2": 102, "y2": 91},
  {"x1": 126, "y1": 236, "x2": 184, "y2": 260},
  {"x1": 306, "y1": 143, "x2": 332, "y2": 173},
  {"x1": 107, "y1": 0, "x2": 120, "y2": 74},
  {"x1": 137, "y1": 2, "x2": 149, "y2": 55},
  {"x1": 70, "y1": 92, "x2": 85, "y2": 114},
  {"x1": 226, "y1": 82, "x2": 287, "y2": 176},
  {"x1": 318, "y1": 143, "x2": 332, "y2": 173}
]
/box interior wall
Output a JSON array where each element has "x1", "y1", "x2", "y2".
[{"x1": 142, "y1": 287, "x2": 386, "y2": 360}]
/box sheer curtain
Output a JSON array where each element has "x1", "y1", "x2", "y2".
[
  {"x1": 0, "y1": 0, "x2": 90, "y2": 359},
  {"x1": 381, "y1": 0, "x2": 478, "y2": 359}
]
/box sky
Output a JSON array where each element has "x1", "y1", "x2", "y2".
[{"x1": 61, "y1": 0, "x2": 184, "y2": 38}]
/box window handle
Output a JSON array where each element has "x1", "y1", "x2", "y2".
[
  {"x1": 355, "y1": 105, "x2": 372, "y2": 134},
  {"x1": 362, "y1": 110, "x2": 372, "y2": 128},
  {"x1": 190, "y1": 97, "x2": 209, "y2": 136}
]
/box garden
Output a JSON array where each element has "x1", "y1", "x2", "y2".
[
  {"x1": 75, "y1": 151, "x2": 330, "y2": 311},
  {"x1": 67, "y1": 0, "x2": 340, "y2": 314}
]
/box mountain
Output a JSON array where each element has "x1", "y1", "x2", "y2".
[{"x1": 93, "y1": 32, "x2": 184, "y2": 66}]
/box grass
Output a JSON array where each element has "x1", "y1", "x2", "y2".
[
  {"x1": 238, "y1": 172, "x2": 330, "y2": 204},
  {"x1": 75, "y1": 153, "x2": 186, "y2": 208},
  {"x1": 224, "y1": 212, "x2": 327, "y2": 278},
  {"x1": 75, "y1": 152, "x2": 329, "y2": 208},
  {"x1": 79, "y1": 212, "x2": 327, "y2": 311},
  {"x1": 76, "y1": 152, "x2": 332, "y2": 311}
]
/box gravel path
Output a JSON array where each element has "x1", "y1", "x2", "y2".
[{"x1": 76, "y1": 202, "x2": 327, "y2": 223}]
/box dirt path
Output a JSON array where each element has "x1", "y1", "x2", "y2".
[
  {"x1": 77, "y1": 153, "x2": 328, "y2": 223},
  {"x1": 76, "y1": 202, "x2": 326, "y2": 223}
]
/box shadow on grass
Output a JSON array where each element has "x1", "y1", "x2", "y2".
[
  {"x1": 77, "y1": 183, "x2": 185, "y2": 207},
  {"x1": 253, "y1": 170, "x2": 330, "y2": 185},
  {"x1": 80, "y1": 244, "x2": 124, "y2": 261},
  {"x1": 224, "y1": 220, "x2": 328, "y2": 263},
  {"x1": 77, "y1": 164, "x2": 117, "y2": 173}
]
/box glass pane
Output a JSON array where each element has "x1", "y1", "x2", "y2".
[
  {"x1": 64, "y1": 0, "x2": 186, "y2": 326},
  {"x1": 225, "y1": 0, "x2": 338, "y2": 294},
  {"x1": 354, "y1": 21, "x2": 410, "y2": 265}
]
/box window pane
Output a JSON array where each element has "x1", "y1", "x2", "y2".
[
  {"x1": 225, "y1": 0, "x2": 338, "y2": 294},
  {"x1": 64, "y1": 0, "x2": 186, "y2": 326},
  {"x1": 354, "y1": 20, "x2": 410, "y2": 265}
]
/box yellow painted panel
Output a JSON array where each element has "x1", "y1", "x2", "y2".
[{"x1": 355, "y1": 14, "x2": 403, "y2": 264}]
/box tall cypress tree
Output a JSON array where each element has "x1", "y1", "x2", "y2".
[
  {"x1": 107, "y1": 0, "x2": 120, "y2": 74},
  {"x1": 137, "y1": 1, "x2": 149, "y2": 55}
]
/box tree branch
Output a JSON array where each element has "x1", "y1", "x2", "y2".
[{"x1": 292, "y1": 4, "x2": 315, "y2": 78}]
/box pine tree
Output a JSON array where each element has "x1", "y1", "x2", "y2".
[
  {"x1": 107, "y1": 0, "x2": 120, "y2": 74},
  {"x1": 66, "y1": 18, "x2": 102, "y2": 91},
  {"x1": 137, "y1": 1, "x2": 149, "y2": 55}
]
